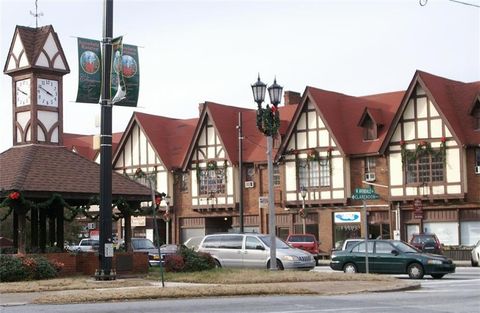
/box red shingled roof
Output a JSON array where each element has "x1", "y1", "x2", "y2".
[
  {"x1": 4, "y1": 25, "x2": 70, "y2": 74},
  {"x1": 0, "y1": 144, "x2": 151, "y2": 201},
  {"x1": 116, "y1": 112, "x2": 198, "y2": 171},
  {"x1": 63, "y1": 132, "x2": 122, "y2": 161},
  {"x1": 304, "y1": 87, "x2": 404, "y2": 156},
  {"x1": 416, "y1": 70, "x2": 480, "y2": 145}
]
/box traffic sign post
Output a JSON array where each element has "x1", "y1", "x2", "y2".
[{"x1": 352, "y1": 187, "x2": 379, "y2": 275}]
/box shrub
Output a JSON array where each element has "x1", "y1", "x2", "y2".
[
  {"x1": 164, "y1": 254, "x2": 185, "y2": 272},
  {"x1": 0, "y1": 255, "x2": 27, "y2": 282},
  {"x1": 179, "y1": 246, "x2": 215, "y2": 272},
  {"x1": 0, "y1": 255, "x2": 61, "y2": 282}
]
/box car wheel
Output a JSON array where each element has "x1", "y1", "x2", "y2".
[
  {"x1": 267, "y1": 259, "x2": 284, "y2": 270},
  {"x1": 407, "y1": 263, "x2": 424, "y2": 279},
  {"x1": 431, "y1": 274, "x2": 444, "y2": 279},
  {"x1": 214, "y1": 259, "x2": 221, "y2": 268},
  {"x1": 471, "y1": 257, "x2": 478, "y2": 267},
  {"x1": 343, "y1": 263, "x2": 357, "y2": 274}
]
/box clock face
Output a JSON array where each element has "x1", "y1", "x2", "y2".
[
  {"x1": 15, "y1": 79, "x2": 31, "y2": 106},
  {"x1": 37, "y1": 78, "x2": 58, "y2": 107}
]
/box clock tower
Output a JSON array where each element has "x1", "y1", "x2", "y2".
[{"x1": 4, "y1": 25, "x2": 70, "y2": 146}]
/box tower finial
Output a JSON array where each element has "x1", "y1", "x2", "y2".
[{"x1": 30, "y1": 0, "x2": 44, "y2": 28}]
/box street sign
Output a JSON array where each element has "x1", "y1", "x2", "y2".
[
  {"x1": 259, "y1": 196, "x2": 268, "y2": 208},
  {"x1": 413, "y1": 198, "x2": 423, "y2": 219},
  {"x1": 352, "y1": 187, "x2": 379, "y2": 200}
]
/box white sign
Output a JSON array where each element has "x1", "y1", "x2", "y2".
[
  {"x1": 104, "y1": 243, "x2": 114, "y2": 257},
  {"x1": 121, "y1": 216, "x2": 146, "y2": 227},
  {"x1": 87, "y1": 222, "x2": 96, "y2": 230},
  {"x1": 334, "y1": 212, "x2": 361, "y2": 223},
  {"x1": 259, "y1": 196, "x2": 268, "y2": 209}
]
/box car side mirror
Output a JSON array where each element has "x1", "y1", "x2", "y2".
[
  {"x1": 256, "y1": 245, "x2": 265, "y2": 250},
  {"x1": 391, "y1": 249, "x2": 399, "y2": 256}
]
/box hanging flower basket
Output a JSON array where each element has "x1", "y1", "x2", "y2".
[{"x1": 307, "y1": 149, "x2": 319, "y2": 162}]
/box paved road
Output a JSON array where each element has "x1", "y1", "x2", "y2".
[{"x1": 2, "y1": 267, "x2": 478, "y2": 313}]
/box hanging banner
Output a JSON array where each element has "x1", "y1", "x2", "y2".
[
  {"x1": 76, "y1": 38, "x2": 102, "y2": 103},
  {"x1": 110, "y1": 36, "x2": 126, "y2": 103},
  {"x1": 114, "y1": 44, "x2": 139, "y2": 107}
]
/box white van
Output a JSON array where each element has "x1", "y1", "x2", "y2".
[{"x1": 198, "y1": 233, "x2": 315, "y2": 270}]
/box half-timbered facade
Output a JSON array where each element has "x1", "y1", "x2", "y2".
[{"x1": 382, "y1": 71, "x2": 480, "y2": 246}]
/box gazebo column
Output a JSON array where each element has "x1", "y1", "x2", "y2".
[
  {"x1": 13, "y1": 211, "x2": 18, "y2": 250},
  {"x1": 56, "y1": 205, "x2": 64, "y2": 251},
  {"x1": 48, "y1": 213, "x2": 56, "y2": 247},
  {"x1": 39, "y1": 209, "x2": 47, "y2": 252},
  {"x1": 30, "y1": 207, "x2": 39, "y2": 251}
]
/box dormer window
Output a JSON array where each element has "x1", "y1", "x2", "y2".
[
  {"x1": 474, "y1": 107, "x2": 480, "y2": 130},
  {"x1": 363, "y1": 115, "x2": 377, "y2": 141}
]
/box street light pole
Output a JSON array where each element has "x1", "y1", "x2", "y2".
[
  {"x1": 251, "y1": 74, "x2": 283, "y2": 270},
  {"x1": 165, "y1": 196, "x2": 171, "y2": 244},
  {"x1": 98, "y1": 0, "x2": 114, "y2": 280},
  {"x1": 300, "y1": 186, "x2": 307, "y2": 234}
]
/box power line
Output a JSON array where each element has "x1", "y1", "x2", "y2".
[{"x1": 420, "y1": 0, "x2": 480, "y2": 8}]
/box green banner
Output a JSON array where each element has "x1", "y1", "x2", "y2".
[
  {"x1": 113, "y1": 44, "x2": 139, "y2": 107},
  {"x1": 76, "y1": 38, "x2": 102, "y2": 103}
]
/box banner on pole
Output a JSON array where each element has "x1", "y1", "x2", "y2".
[
  {"x1": 114, "y1": 44, "x2": 139, "y2": 107},
  {"x1": 76, "y1": 38, "x2": 102, "y2": 103},
  {"x1": 110, "y1": 36, "x2": 126, "y2": 103}
]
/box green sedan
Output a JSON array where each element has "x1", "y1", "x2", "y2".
[{"x1": 330, "y1": 239, "x2": 455, "y2": 279}]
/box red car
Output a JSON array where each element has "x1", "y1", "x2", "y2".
[
  {"x1": 286, "y1": 234, "x2": 320, "y2": 265},
  {"x1": 409, "y1": 233, "x2": 443, "y2": 255}
]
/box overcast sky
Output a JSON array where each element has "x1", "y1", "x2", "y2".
[{"x1": 1, "y1": 0, "x2": 479, "y2": 153}]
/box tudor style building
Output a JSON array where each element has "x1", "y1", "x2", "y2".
[{"x1": 106, "y1": 71, "x2": 479, "y2": 253}]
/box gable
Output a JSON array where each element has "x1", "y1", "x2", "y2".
[
  {"x1": 5, "y1": 32, "x2": 29, "y2": 71},
  {"x1": 35, "y1": 32, "x2": 67, "y2": 70},
  {"x1": 285, "y1": 99, "x2": 337, "y2": 153},
  {"x1": 192, "y1": 116, "x2": 226, "y2": 162},
  {"x1": 390, "y1": 84, "x2": 453, "y2": 143}
]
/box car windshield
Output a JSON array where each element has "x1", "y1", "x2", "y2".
[
  {"x1": 259, "y1": 236, "x2": 290, "y2": 249},
  {"x1": 391, "y1": 241, "x2": 419, "y2": 253},
  {"x1": 132, "y1": 239, "x2": 156, "y2": 249}
]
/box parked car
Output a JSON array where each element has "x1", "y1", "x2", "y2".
[
  {"x1": 183, "y1": 236, "x2": 204, "y2": 251},
  {"x1": 409, "y1": 233, "x2": 443, "y2": 255},
  {"x1": 73, "y1": 238, "x2": 99, "y2": 252},
  {"x1": 285, "y1": 234, "x2": 320, "y2": 265},
  {"x1": 330, "y1": 239, "x2": 455, "y2": 279},
  {"x1": 333, "y1": 238, "x2": 364, "y2": 251},
  {"x1": 120, "y1": 238, "x2": 178, "y2": 266},
  {"x1": 198, "y1": 233, "x2": 315, "y2": 270},
  {"x1": 471, "y1": 240, "x2": 480, "y2": 267}
]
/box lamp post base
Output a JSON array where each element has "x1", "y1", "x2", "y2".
[{"x1": 94, "y1": 269, "x2": 117, "y2": 281}]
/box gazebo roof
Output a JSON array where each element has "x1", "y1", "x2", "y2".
[{"x1": 0, "y1": 144, "x2": 151, "y2": 202}]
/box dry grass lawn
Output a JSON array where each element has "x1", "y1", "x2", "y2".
[{"x1": 1, "y1": 269, "x2": 416, "y2": 304}]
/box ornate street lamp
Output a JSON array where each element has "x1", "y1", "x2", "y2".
[
  {"x1": 251, "y1": 74, "x2": 283, "y2": 270},
  {"x1": 164, "y1": 195, "x2": 171, "y2": 244},
  {"x1": 300, "y1": 186, "x2": 307, "y2": 234}
]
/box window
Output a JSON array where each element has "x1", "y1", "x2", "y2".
[
  {"x1": 364, "y1": 157, "x2": 376, "y2": 174},
  {"x1": 405, "y1": 153, "x2": 444, "y2": 184},
  {"x1": 476, "y1": 148, "x2": 480, "y2": 169},
  {"x1": 375, "y1": 242, "x2": 393, "y2": 254},
  {"x1": 363, "y1": 116, "x2": 376, "y2": 141},
  {"x1": 245, "y1": 236, "x2": 262, "y2": 250},
  {"x1": 128, "y1": 171, "x2": 157, "y2": 189},
  {"x1": 298, "y1": 158, "x2": 330, "y2": 188},
  {"x1": 273, "y1": 164, "x2": 281, "y2": 187},
  {"x1": 351, "y1": 241, "x2": 374, "y2": 253},
  {"x1": 199, "y1": 168, "x2": 225, "y2": 195},
  {"x1": 474, "y1": 107, "x2": 480, "y2": 130},
  {"x1": 180, "y1": 173, "x2": 189, "y2": 192}
]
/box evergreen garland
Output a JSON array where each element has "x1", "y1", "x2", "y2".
[
  {"x1": 400, "y1": 138, "x2": 447, "y2": 165},
  {"x1": 257, "y1": 105, "x2": 280, "y2": 136}
]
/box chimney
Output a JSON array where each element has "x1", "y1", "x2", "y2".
[{"x1": 283, "y1": 91, "x2": 301, "y2": 106}]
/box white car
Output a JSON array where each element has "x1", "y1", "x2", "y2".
[{"x1": 471, "y1": 240, "x2": 480, "y2": 267}]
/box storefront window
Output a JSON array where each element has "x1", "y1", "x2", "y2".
[{"x1": 334, "y1": 224, "x2": 360, "y2": 249}]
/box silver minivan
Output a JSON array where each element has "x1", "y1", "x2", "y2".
[{"x1": 198, "y1": 233, "x2": 315, "y2": 270}]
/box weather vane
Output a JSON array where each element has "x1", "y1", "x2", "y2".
[{"x1": 30, "y1": 0, "x2": 44, "y2": 28}]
